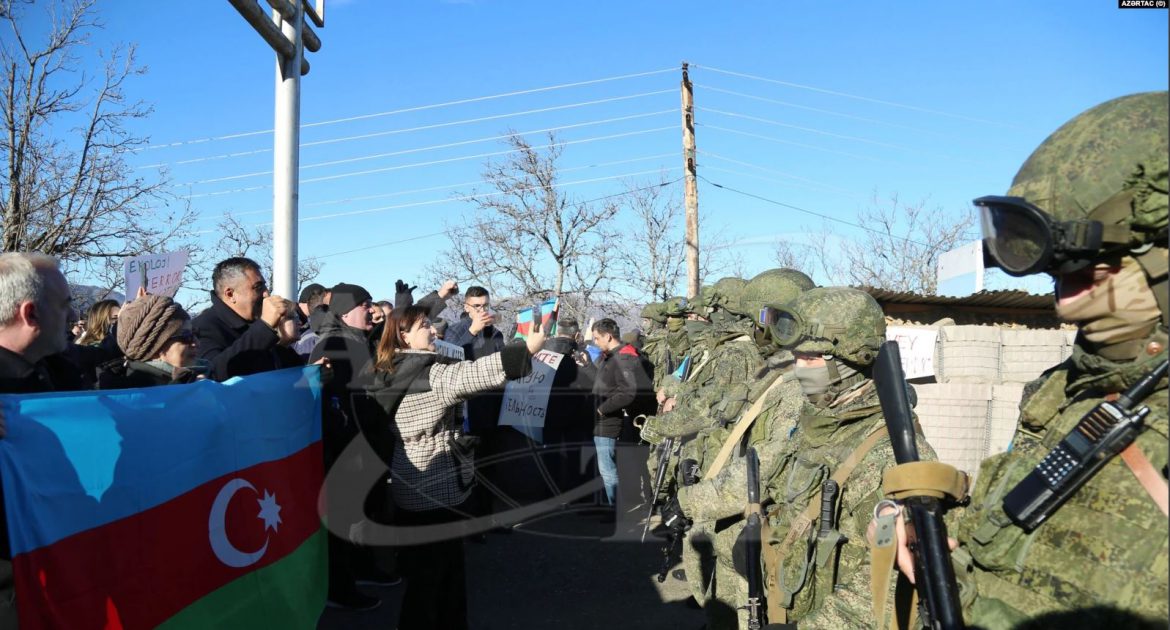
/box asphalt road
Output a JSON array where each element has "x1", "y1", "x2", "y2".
[{"x1": 319, "y1": 503, "x2": 704, "y2": 630}]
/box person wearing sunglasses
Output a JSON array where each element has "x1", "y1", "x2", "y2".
[
  {"x1": 99, "y1": 294, "x2": 203, "y2": 388},
  {"x1": 874, "y1": 92, "x2": 1168, "y2": 628}
]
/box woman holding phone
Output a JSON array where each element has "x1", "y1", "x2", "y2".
[{"x1": 363, "y1": 305, "x2": 546, "y2": 630}]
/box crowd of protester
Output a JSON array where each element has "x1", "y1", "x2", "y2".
[{"x1": 0, "y1": 251, "x2": 657, "y2": 629}]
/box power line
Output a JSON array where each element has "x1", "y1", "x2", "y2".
[
  {"x1": 698, "y1": 123, "x2": 894, "y2": 164},
  {"x1": 697, "y1": 106, "x2": 918, "y2": 151},
  {"x1": 699, "y1": 163, "x2": 863, "y2": 199},
  {"x1": 314, "y1": 178, "x2": 681, "y2": 260},
  {"x1": 696, "y1": 173, "x2": 930, "y2": 247},
  {"x1": 696, "y1": 150, "x2": 863, "y2": 197},
  {"x1": 177, "y1": 110, "x2": 674, "y2": 187},
  {"x1": 694, "y1": 83, "x2": 951, "y2": 137},
  {"x1": 200, "y1": 153, "x2": 678, "y2": 221},
  {"x1": 135, "y1": 89, "x2": 675, "y2": 170},
  {"x1": 134, "y1": 67, "x2": 677, "y2": 152},
  {"x1": 283, "y1": 167, "x2": 683, "y2": 225},
  {"x1": 692, "y1": 65, "x2": 1018, "y2": 128},
  {"x1": 181, "y1": 126, "x2": 675, "y2": 198}
]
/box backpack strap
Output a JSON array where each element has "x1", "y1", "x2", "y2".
[{"x1": 703, "y1": 372, "x2": 787, "y2": 478}]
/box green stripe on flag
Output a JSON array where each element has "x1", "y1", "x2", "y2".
[{"x1": 160, "y1": 529, "x2": 327, "y2": 629}]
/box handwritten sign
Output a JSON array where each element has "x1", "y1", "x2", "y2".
[
  {"x1": 124, "y1": 250, "x2": 189, "y2": 299},
  {"x1": 886, "y1": 326, "x2": 938, "y2": 379},
  {"x1": 498, "y1": 349, "x2": 565, "y2": 443},
  {"x1": 433, "y1": 339, "x2": 465, "y2": 361}
]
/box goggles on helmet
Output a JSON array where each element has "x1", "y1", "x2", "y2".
[
  {"x1": 974, "y1": 195, "x2": 1133, "y2": 277},
  {"x1": 757, "y1": 305, "x2": 803, "y2": 347}
]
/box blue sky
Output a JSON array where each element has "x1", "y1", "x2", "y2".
[{"x1": 21, "y1": 0, "x2": 1169, "y2": 305}]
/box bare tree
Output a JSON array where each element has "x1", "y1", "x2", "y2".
[
  {"x1": 1, "y1": 0, "x2": 193, "y2": 274},
  {"x1": 612, "y1": 175, "x2": 685, "y2": 302},
  {"x1": 206, "y1": 213, "x2": 323, "y2": 298},
  {"x1": 428, "y1": 132, "x2": 619, "y2": 323},
  {"x1": 774, "y1": 192, "x2": 975, "y2": 294}
]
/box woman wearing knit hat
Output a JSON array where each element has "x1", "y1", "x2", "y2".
[{"x1": 98, "y1": 294, "x2": 202, "y2": 389}]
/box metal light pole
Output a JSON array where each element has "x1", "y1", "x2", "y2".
[{"x1": 227, "y1": 0, "x2": 324, "y2": 300}]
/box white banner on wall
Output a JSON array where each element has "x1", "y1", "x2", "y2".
[
  {"x1": 498, "y1": 350, "x2": 565, "y2": 443},
  {"x1": 886, "y1": 326, "x2": 938, "y2": 379}
]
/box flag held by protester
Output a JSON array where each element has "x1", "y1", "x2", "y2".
[
  {"x1": 513, "y1": 298, "x2": 559, "y2": 340},
  {"x1": 0, "y1": 367, "x2": 327, "y2": 629}
]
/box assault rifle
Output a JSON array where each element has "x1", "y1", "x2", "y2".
[
  {"x1": 641, "y1": 354, "x2": 695, "y2": 544},
  {"x1": 873, "y1": 341, "x2": 964, "y2": 630},
  {"x1": 743, "y1": 447, "x2": 765, "y2": 629}
]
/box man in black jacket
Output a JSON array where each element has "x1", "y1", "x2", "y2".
[
  {"x1": 191, "y1": 257, "x2": 296, "y2": 381},
  {"x1": 0, "y1": 253, "x2": 86, "y2": 629},
  {"x1": 542, "y1": 317, "x2": 597, "y2": 497},
  {"x1": 590, "y1": 318, "x2": 655, "y2": 506}
]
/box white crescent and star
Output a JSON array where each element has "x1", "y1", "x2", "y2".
[{"x1": 208, "y1": 478, "x2": 282, "y2": 568}]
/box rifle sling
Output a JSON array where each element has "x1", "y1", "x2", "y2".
[
  {"x1": 703, "y1": 372, "x2": 788, "y2": 478},
  {"x1": 763, "y1": 424, "x2": 889, "y2": 623}
]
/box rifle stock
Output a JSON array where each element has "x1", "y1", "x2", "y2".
[{"x1": 873, "y1": 341, "x2": 964, "y2": 630}]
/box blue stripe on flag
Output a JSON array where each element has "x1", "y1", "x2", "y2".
[{"x1": 0, "y1": 366, "x2": 322, "y2": 555}]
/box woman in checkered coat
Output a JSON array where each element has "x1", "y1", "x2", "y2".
[{"x1": 364, "y1": 305, "x2": 546, "y2": 630}]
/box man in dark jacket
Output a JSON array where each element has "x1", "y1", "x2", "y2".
[
  {"x1": 191, "y1": 257, "x2": 295, "y2": 381},
  {"x1": 541, "y1": 317, "x2": 597, "y2": 496},
  {"x1": 0, "y1": 253, "x2": 86, "y2": 628},
  {"x1": 307, "y1": 282, "x2": 393, "y2": 611},
  {"x1": 590, "y1": 318, "x2": 655, "y2": 506}
]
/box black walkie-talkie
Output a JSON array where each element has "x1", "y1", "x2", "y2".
[{"x1": 1003, "y1": 358, "x2": 1168, "y2": 531}]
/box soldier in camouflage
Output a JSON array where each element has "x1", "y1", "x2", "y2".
[
  {"x1": 881, "y1": 91, "x2": 1169, "y2": 628},
  {"x1": 643, "y1": 270, "x2": 813, "y2": 625},
  {"x1": 666, "y1": 287, "x2": 937, "y2": 629}
]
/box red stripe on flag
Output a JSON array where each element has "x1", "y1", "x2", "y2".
[{"x1": 13, "y1": 442, "x2": 324, "y2": 630}]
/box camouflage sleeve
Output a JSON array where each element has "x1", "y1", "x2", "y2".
[{"x1": 799, "y1": 432, "x2": 938, "y2": 630}]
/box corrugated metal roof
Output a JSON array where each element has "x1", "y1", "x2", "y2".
[{"x1": 859, "y1": 287, "x2": 1055, "y2": 310}]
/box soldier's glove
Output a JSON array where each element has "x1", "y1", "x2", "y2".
[
  {"x1": 639, "y1": 416, "x2": 665, "y2": 445},
  {"x1": 660, "y1": 496, "x2": 691, "y2": 533}
]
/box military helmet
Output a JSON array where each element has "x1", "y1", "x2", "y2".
[
  {"x1": 775, "y1": 287, "x2": 886, "y2": 366},
  {"x1": 640, "y1": 301, "x2": 666, "y2": 325},
  {"x1": 662, "y1": 296, "x2": 688, "y2": 319},
  {"x1": 977, "y1": 92, "x2": 1169, "y2": 277},
  {"x1": 733, "y1": 268, "x2": 815, "y2": 318},
  {"x1": 710, "y1": 276, "x2": 747, "y2": 314}
]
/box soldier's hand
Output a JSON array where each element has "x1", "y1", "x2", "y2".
[
  {"x1": 661, "y1": 397, "x2": 677, "y2": 413},
  {"x1": 661, "y1": 496, "x2": 691, "y2": 533},
  {"x1": 261, "y1": 296, "x2": 292, "y2": 329},
  {"x1": 866, "y1": 502, "x2": 957, "y2": 584}
]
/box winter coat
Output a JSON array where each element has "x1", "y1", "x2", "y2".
[
  {"x1": 591, "y1": 343, "x2": 655, "y2": 440},
  {"x1": 362, "y1": 343, "x2": 532, "y2": 511},
  {"x1": 191, "y1": 292, "x2": 288, "y2": 381}
]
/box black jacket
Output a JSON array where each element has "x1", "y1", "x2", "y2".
[
  {"x1": 591, "y1": 343, "x2": 655, "y2": 440},
  {"x1": 542, "y1": 336, "x2": 596, "y2": 445},
  {"x1": 309, "y1": 310, "x2": 376, "y2": 462},
  {"x1": 191, "y1": 292, "x2": 293, "y2": 381},
  {"x1": 0, "y1": 347, "x2": 87, "y2": 577},
  {"x1": 96, "y1": 360, "x2": 203, "y2": 389},
  {"x1": 444, "y1": 312, "x2": 507, "y2": 435}
]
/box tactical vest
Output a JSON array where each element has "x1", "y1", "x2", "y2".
[
  {"x1": 760, "y1": 395, "x2": 889, "y2": 623},
  {"x1": 955, "y1": 359, "x2": 1170, "y2": 627}
]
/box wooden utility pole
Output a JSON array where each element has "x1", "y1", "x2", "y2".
[{"x1": 680, "y1": 62, "x2": 700, "y2": 300}]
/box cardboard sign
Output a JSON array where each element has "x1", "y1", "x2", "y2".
[
  {"x1": 433, "y1": 339, "x2": 465, "y2": 361},
  {"x1": 497, "y1": 349, "x2": 565, "y2": 443},
  {"x1": 124, "y1": 250, "x2": 189, "y2": 299},
  {"x1": 886, "y1": 326, "x2": 938, "y2": 379}
]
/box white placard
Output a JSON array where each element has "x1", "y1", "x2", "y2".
[
  {"x1": 124, "y1": 250, "x2": 189, "y2": 299},
  {"x1": 886, "y1": 326, "x2": 938, "y2": 379},
  {"x1": 936, "y1": 241, "x2": 984, "y2": 297},
  {"x1": 433, "y1": 339, "x2": 465, "y2": 361},
  {"x1": 498, "y1": 350, "x2": 565, "y2": 443}
]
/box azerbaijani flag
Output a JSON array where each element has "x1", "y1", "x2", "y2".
[
  {"x1": 0, "y1": 366, "x2": 326, "y2": 629},
  {"x1": 513, "y1": 298, "x2": 559, "y2": 340},
  {"x1": 671, "y1": 355, "x2": 692, "y2": 381}
]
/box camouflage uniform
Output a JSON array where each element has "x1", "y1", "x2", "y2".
[{"x1": 947, "y1": 92, "x2": 1170, "y2": 628}]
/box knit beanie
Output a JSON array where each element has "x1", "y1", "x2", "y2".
[
  {"x1": 117, "y1": 295, "x2": 190, "y2": 361},
  {"x1": 329, "y1": 283, "x2": 373, "y2": 316}
]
